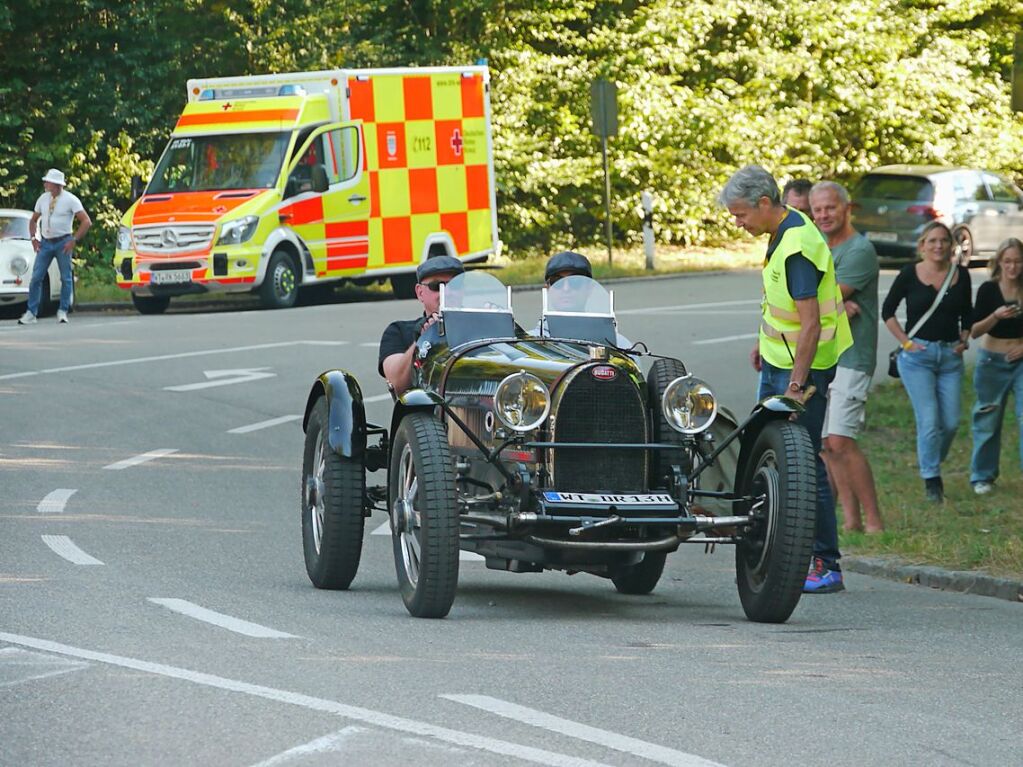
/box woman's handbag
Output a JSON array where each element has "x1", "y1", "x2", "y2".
[{"x1": 887, "y1": 261, "x2": 959, "y2": 379}]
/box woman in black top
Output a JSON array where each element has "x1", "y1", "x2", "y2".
[
  {"x1": 881, "y1": 222, "x2": 972, "y2": 501},
  {"x1": 967, "y1": 238, "x2": 1023, "y2": 495}
]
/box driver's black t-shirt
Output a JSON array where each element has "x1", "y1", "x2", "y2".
[{"x1": 378, "y1": 317, "x2": 423, "y2": 376}]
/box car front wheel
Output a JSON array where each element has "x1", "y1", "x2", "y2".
[
  {"x1": 389, "y1": 412, "x2": 459, "y2": 618},
  {"x1": 734, "y1": 420, "x2": 815, "y2": 623}
]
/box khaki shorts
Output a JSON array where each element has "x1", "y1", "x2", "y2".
[{"x1": 822, "y1": 367, "x2": 872, "y2": 439}]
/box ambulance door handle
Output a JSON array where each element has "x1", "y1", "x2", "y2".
[{"x1": 348, "y1": 194, "x2": 367, "y2": 204}]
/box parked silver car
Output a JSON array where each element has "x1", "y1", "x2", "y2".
[
  {"x1": 852, "y1": 165, "x2": 1023, "y2": 263},
  {"x1": 0, "y1": 209, "x2": 67, "y2": 316}
]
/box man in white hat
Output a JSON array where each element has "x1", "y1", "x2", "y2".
[{"x1": 19, "y1": 168, "x2": 91, "y2": 324}]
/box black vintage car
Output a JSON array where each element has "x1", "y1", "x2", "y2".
[{"x1": 301, "y1": 272, "x2": 817, "y2": 622}]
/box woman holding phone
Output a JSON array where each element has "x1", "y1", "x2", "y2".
[{"x1": 968, "y1": 238, "x2": 1023, "y2": 495}]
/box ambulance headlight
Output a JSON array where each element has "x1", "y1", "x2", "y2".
[
  {"x1": 117, "y1": 226, "x2": 133, "y2": 251},
  {"x1": 10, "y1": 255, "x2": 28, "y2": 276},
  {"x1": 216, "y1": 216, "x2": 259, "y2": 245},
  {"x1": 662, "y1": 375, "x2": 717, "y2": 434},
  {"x1": 494, "y1": 372, "x2": 550, "y2": 432}
]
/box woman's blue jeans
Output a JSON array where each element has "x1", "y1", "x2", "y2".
[
  {"x1": 897, "y1": 340, "x2": 964, "y2": 479},
  {"x1": 970, "y1": 348, "x2": 1023, "y2": 484}
]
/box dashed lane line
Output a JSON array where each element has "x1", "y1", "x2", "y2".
[
  {"x1": 617, "y1": 299, "x2": 759, "y2": 315},
  {"x1": 0, "y1": 632, "x2": 612, "y2": 767},
  {"x1": 248, "y1": 727, "x2": 366, "y2": 766},
  {"x1": 441, "y1": 695, "x2": 728, "y2": 767},
  {"x1": 103, "y1": 448, "x2": 179, "y2": 471},
  {"x1": 36, "y1": 488, "x2": 77, "y2": 513},
  {"x1": 228, "y1": 415, "x2": 303, "y2": 434},
  {"x1": 692, "y1": 333, "x2": 758, "y2": 346},
  {"x1": 148, "y1": 598, "x2": 298, "y2": 639},
  {"x1": 40, "y1": 535, "x2": 104, "y2": 566}
]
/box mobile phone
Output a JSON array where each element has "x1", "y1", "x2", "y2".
[{"x1": 1007, "y1": 300, "x2": 1020, "y2": 309}]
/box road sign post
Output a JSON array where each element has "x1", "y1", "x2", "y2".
[{"x1": 590, "y1": 78, "x2": 618, "y2": 266}]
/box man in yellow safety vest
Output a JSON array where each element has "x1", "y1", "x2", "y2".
[{"x1": 719, "y1": 165, "x2": 852, "y2": 594}]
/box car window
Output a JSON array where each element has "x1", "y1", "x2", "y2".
[
  {"x1": 0, "y1": 215, "x2": 30, "y2": 240},
  {"x1": 953, "y1": 172, "x2": 987, "y2": 202},
  {"x1": 984, "y1": 173, "x2": 1020, "y2": 203},
  {"x1": 854, "y1": 174, "x2": 933, "y2": 202}
]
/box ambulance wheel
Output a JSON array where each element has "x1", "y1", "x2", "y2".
[
  {"x1": 260, "y1": 250, "x2": 299, "y2": 309},
  {"x1": 132, "y1": 294, "x2": 170, "y2": 315},
  {"x1": 390, "y1": 274, "x2": 417, "y2": 300}
]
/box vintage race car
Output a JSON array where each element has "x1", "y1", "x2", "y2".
[
  {"x1": 0, "y1": 209, "x2": 66, "y2": 314},
  {"x1": 301, "y1": 271, "x2": 817, "y2": 623}
]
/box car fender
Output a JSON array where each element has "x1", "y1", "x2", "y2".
[
  {"x1": 734, "y1": 395, "x2": 805, "y2": 489},
  {"x1": 303, "y1": 370, "x2": 367, "y2": 459},
  {"x1": 389, "y1": 388, "x2": 444, "y2": 441}
]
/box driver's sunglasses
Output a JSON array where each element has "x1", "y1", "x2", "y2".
[{"x1": 419, "y1": 280, "x2": 450, "y2": 292}]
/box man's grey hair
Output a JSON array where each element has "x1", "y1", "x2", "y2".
[
  {"x1": 718, "y1": 165, "x2": 781, "y2": 208},
  {"x1": 809, "y1": 180, "x2": 850, "y2": 204}
]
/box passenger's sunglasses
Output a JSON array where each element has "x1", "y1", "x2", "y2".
[
  {"x1": 547, "y1": 275, "x2": 576, "y2": 290},
  {"x1": 418, "y1": 280, "x2": 450, "y2": 292}
]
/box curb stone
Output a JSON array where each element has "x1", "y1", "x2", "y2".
[{"x1": 843, "y1": 556, "x2": 1023, "y2": 603}]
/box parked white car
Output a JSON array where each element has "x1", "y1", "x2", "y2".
[{"x1": 0, "y1": 208, "x2": 66, "y2": 315}]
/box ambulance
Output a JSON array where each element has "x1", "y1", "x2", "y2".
[{"x1": 114, "y1": 66, "x2": 498, "y2": 313}]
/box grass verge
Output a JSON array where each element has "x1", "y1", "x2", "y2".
[{"x1": 849, "y1": 369, "x2": 1023, "y2": 580}]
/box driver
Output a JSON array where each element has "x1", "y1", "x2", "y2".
[
  {"x1": 533, "y1": 251, "x2": 630, "y2": 347},
  {"x1": 378, "y1": 255, "x2": 464, "y2": 394}
]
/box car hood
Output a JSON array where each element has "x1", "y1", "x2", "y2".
[{"x1": 129, "y1": 189, "x2": 275, "y2": 226}]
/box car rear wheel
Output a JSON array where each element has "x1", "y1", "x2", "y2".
[
  {"x1": 302, "y1": 398, "x2": 366, "y2": 589},
  {"x1": 389, "y1": 412, "x2": 459, "y2": 618},
  {"x1": 734, "y1": 420, "x2": 815, "y2": 623},
  {"x1": 610, "y1": 552, "x2": 667, "y2": 595},
  {"x1": 647, "y1": 357, "x2": 690, "y2": 487},
  {"x1": 132, "y1": 293, "x2": 170, "y2": 315},
  {"x1": 260, "y1": 250, "x2": 299, "y2": 309}
]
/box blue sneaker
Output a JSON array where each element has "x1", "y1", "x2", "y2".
[{"x1": 803, "y1": 557, "x2": 845, "y2": 594}]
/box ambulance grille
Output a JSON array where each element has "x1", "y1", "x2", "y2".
[
  {"x1": 133, "y1": 224, "x2": 215, "y2": 255},
  {"x1": 550, "y1": 369, "x2": 647, "y2": 494}
]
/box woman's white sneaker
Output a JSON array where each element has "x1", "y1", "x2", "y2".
[
  {"x1": 56, "y1": 310, "x2": 69, "y2": 324},
  {"x1": 973, "y1": 481, "x2": 994, "y2": 495},
  {"x1": 18, "y1": 311, "x2": 37, "y2": 325}
]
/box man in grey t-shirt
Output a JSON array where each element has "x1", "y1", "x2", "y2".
[{"x1": 810, "y1": 181, "x2": 884, "y2": 534}]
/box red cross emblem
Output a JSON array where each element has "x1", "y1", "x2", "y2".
[
  {"x1": 450, "y1": 129, "x2": 463, "y2": 156},
  {"x1": 222, "y1": 102, "x2": 233, "y2": 111}
]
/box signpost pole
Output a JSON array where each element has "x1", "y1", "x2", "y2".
[
  {"x1": 590, "y1": 78, "x2": 618, "y2": 268},
  {"x1": 601, "y1": 134, "x2": 612, "y2": 266}
]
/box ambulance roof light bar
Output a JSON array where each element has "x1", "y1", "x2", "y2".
[{"x1": 197, "y1": 85, "x2": 306, "y2": 101}]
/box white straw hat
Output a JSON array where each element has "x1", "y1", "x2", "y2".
[{"x1": 41, "y1": 168, "x2": 66, "y2": 186}]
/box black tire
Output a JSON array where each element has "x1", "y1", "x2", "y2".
[
  {"x1": 390, "y1": 273, "x2": 417, "y2": 300},
  {"x1": 611, "y1": 552, "x2": 667, "y2": 595},
  {"x1": 301, "y1": 398, "x2": 366, "y2": 589},
  {"x1": 37, "y1": 275, "x2": 57, "y2": 317},
  {"x1": 132, "y1": 293, "x2": 170, "y2": 315},
  {"x1": 952, "y1": 226, "x2": 974, "y2": 265},
  {"x1": 389, "y1": 412, "x2": 459, "y2": 618},
  {"x1": 647, "y1": 357, "x2": 690, "y2": 487},
  {"x1": 734, "y1": 420, "x2": 816, "y2": 623},
  {"x1": 260, "y1": 250, "x2": 299, "y2": 309}
]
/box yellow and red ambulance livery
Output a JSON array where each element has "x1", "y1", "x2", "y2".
[{"x1": 114, "y1": 67, "x2": 498, "y2": 313}]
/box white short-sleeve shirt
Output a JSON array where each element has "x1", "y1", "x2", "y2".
[{"x1": 34, "y1": 190, "x2": 85, "y2": 238}]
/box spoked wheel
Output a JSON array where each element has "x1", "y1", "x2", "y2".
[
  {"x1": 260, "y1": 250, "x2": 299, "y2": 309},
  {"x1": 735, "y1": 420, "x2": 815, "y2": 623},
  {"x1": 647, "y1": 357, "x2": 691, "y2": 487},
  {"x1": 301, "y1": 398, "x2": 366, "y2": 589},
  {"x1": 611, "y1": 552, "x2": 667, "y2": 595},
  {"x1": 389, "y1": 413, "x2": 459, "y2": 618}
]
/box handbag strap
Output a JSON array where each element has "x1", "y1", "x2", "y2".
[{"x1": 906, "y1": 256, "x2": 959, "y2": 339}]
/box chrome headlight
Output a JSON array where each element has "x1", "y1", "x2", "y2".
[
  {"x1": 10, "y1": 255, "x2": 29, "y2": 276},
  {"x1": 662, "y1": 375, "x2": 717, "y2": 434},
  {"x1": 216, "y1": 216, "x2": 259, "y2": 245},
  {"x1": 117, "y1": 226, "x2": 133, "y2": 250},
  {"x1": 494, "y1": 371, "x2": 550, "y2": 432}
]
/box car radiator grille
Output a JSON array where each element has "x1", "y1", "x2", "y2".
[
  {"x1": 133, "y1": 224, "x2": 215, "y2": 255},
  {"x1": 551, "y1": 371, "x2": 647, "y2": 493}
]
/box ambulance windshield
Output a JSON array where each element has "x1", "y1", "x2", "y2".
[{"x1": 148, "y1": 132, "x2": 290, "y2": 193}]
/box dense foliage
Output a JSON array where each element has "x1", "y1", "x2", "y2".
[{"x1": 2, "y1": 0, "x2": 1021, "y2": 271}]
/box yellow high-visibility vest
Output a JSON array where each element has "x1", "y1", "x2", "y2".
[{"x1": 759, "y1": 210, "x2": 852, "y2": 369}]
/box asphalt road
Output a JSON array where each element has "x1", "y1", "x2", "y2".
[{"x1": 2, "y1": 271, "x2": 1020, "y2": 767}]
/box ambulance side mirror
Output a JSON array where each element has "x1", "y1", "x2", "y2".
[
  {"x1": 130, "y1": 175, "x2": 145, "y2": 202},
  {"x1": 311, "y1": 165, "x2": 329, "y2": 194}
]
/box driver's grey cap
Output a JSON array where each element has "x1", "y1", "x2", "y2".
[
  {"x1": 544, "y1": 251, "x2": 592, "y2": 282},
  {"x1": 416, "y1": 255, "x2": 465, "y2": 282}
]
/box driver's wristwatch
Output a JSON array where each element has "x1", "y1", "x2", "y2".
[{"x1": 787, "y1": 381, "x2": 807, "y2": 394}]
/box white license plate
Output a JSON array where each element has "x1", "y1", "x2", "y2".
[
  {"x1": 543, "y1": 491, "x2": 675, "y2": 506},
  {"x1": 866, "y1": 231, "x2": 898, "y2": 243},
  {"x1": 150, "y1": 269, "x2": 192, "y2": 285}
]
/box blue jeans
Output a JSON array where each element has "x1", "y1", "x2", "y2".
[
  {"x1": 28, "y1": 236, "x2": 74, "y2": 315},
  {"x1": 897, "y1": 340, "x2": 964, "y2": 479},
  {"x1": 758, "y1": 360, "x2": 840, "y2": 569},
  {"x1": 970, "y1": 348, "x2": 1023, "y2": 484}
]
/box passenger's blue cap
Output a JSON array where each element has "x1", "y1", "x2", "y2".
[{"x1": 416, "y1": 255, "x2": 465, "y2": 282}]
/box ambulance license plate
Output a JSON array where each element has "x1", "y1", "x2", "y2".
[
  {"x1": 543, "y1": 491, "x2": 675, "y2": 506},
  {"x1": 151, "y1": 269, "x2": 192, "y2": 285}
]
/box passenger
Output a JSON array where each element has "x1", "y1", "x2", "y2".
[
  {"x1": 378, "y1": 256, "x2": 464, "y2": 395},
  {"x1": 881, "y1": 221, "x2": 972, "y2": 503},
  {"x1": 782, "y1": 178, "x2": 814, "y2": 220},
  {"x1": 533, "y1": 251, "x2": 630, "y2": 347},
  {"x1": 718, "y1": 164, "x2": 852, "y2": 594},
  {"x1": 968, "y1": 238, "x2": 1023, "y2": 495}
]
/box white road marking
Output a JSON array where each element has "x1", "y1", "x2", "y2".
[
  {"x1": 618, "y1": 299, "x2": 759, "y2": 315},
  {"x1": 103, "y1": 448, "x2": 179, "y2": 471},
  {"x1": 165, "y1": 367, "x2": 276, "y2": 392},
  {"x1": 228, "y1": 414, "x2": 303, "y2": 434},
  {"x1": 0, "y1": 340, "x2": 344, "y2": 381},
  {"x1": 248, "y1": 727, "x2": 365, "y2": 766},
  {"x1": 41, "y1": 535, "x2": 104, "y2": 566},
  {"x1": 371, "y1": 522, "x2": 483, "y2": 561},
  {"x1": 147, "y1": 598, "x2": 298, "y2": 639},
  {"x1": 442, "y1": 694, "x2": 727, "y2": 767},
  {"x1": 36, "y1": 488, "x2": 77, "y2": 513},
  {"x1": 0, "y1": 647, "x2": 90, "y2": 688},
  {"x1": 0, "y1": 632, "x2": 612, "y2": 767},
  {"x1": 302, "y1": 341, "x2": 350, "y2": 346},
  {"x1": 359, "y1": 342, "x2": 379, "y2": 347},
  {"x1": 371, "y1": 521, "x2": 390, "y2": 535},
  {"x1": 692, "y1": 333, "x2": 758, "y2": 346}
]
